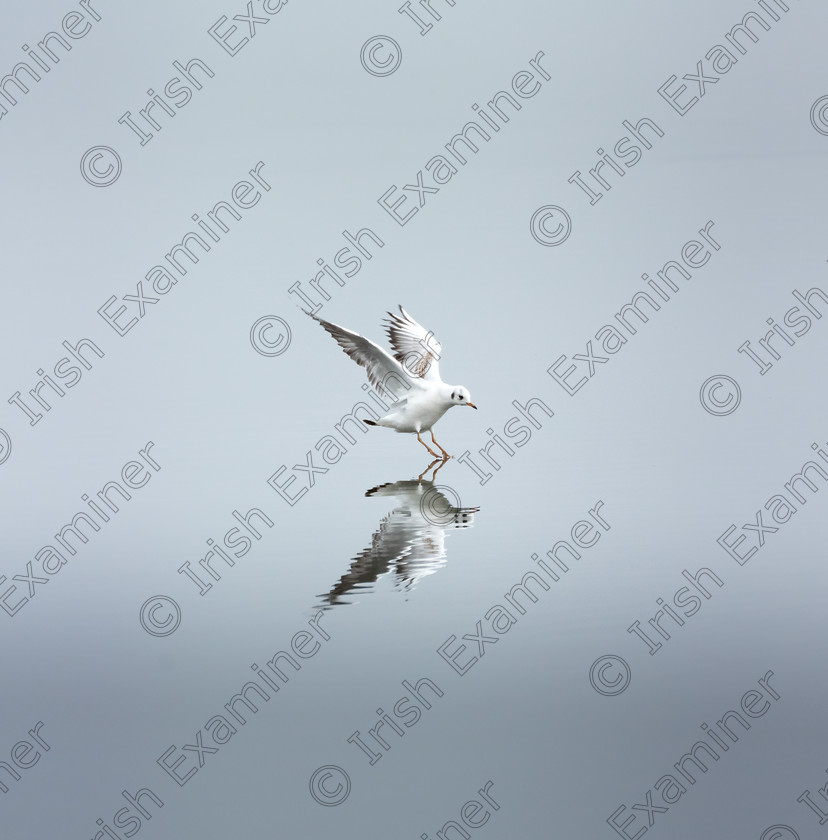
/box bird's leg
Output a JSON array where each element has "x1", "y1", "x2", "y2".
[
  {"x1": 417, "y1": 431, "x2": 439, "y2": 459},
  {"x1": 418, "y1": 458, "x2": 441, "y2": 482},
  {"x1": 430, "y1": 431, "x2": 450, "y2": 459},
  {"x1": 431, "y1": 455, "x2": 448, "y2": 478}
]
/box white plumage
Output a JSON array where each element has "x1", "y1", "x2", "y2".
[
  {"x1": 319, "y1": 478, "x2": 479, "y2": 608},
  {"x1": 305, "y1": 306, "x2": 477, "y2": 458}
]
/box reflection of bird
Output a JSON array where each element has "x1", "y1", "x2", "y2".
[
  {"x1": 305, "y1": 306, "x2": 477, "y2": 458},
  {"x1": 318, "y1": 476, "x2": 479, "y2": 609}
]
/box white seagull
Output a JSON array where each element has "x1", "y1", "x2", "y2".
[
  {"x1": 305, "y1": 306, "x2": 477, "y2": 459},
  {"x1": 318, "y1": 478, "x2": 479, "y2": 608}
]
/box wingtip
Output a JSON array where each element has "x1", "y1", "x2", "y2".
[{"x1": 383, "y1": 305, "x2": 410, "y2": 326}]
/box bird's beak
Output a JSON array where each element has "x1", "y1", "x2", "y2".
[{"x1": 467, "y1": 402, "x2": 478, "y2": 409}]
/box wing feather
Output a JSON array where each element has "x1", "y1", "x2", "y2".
[
  {"x1": 306, "y1": 310, "x2": 419, "y2": 402},
  {"x1": 382, "y1": 306, "x2": 443, "y2": 382}
]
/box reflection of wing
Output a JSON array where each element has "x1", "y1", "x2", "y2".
[
  {"x1": 306, "y1": 310, "x2": 418, "y2": 402},
  {"x1": 383, "y1": 307, "x2": 443, "y2": 382},
  {"x1": 318, "y1": 480, "x2": 478, "y2": 609}
]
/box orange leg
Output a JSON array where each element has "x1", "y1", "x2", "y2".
[
  {"x1": 418, "y1": 458, "x2": 442, "y2": 482},
  {"x1": 417, "y1": 431, "x2": 439, "y2": 458},
  {"x1": 430, "y1": 431, "x2": 450, "y2": 459}
]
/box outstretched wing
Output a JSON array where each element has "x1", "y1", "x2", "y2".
[
  {"x1": 306, "y1": 310, "x2": 418, "y2": 402},
  {"x1": 383, "y1": 306, "x2": 442, "y2": 382}
]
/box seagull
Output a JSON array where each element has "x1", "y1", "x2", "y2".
[
  {"x1": 305, "y1": 306, "x2": 477, "y2": 458},
  {"x1": 318, "y1": 477, "x2": 479, "y2": 608}
]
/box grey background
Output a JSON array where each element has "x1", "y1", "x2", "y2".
[{"x1": 1, "y1": 0, "x2": 826, "y2": 837}]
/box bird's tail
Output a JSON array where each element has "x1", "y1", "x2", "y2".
[{"x1": 363, "y1": 419, "x2": 378, "y2": 426}]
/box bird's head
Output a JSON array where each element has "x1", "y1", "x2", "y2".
[{"x1": 449, "y1": 386, "x2": 477, "y2": 409}]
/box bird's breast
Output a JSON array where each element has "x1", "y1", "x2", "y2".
[{"x1": 409, "y1": 396, "x2": 451, "y2": 430}]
